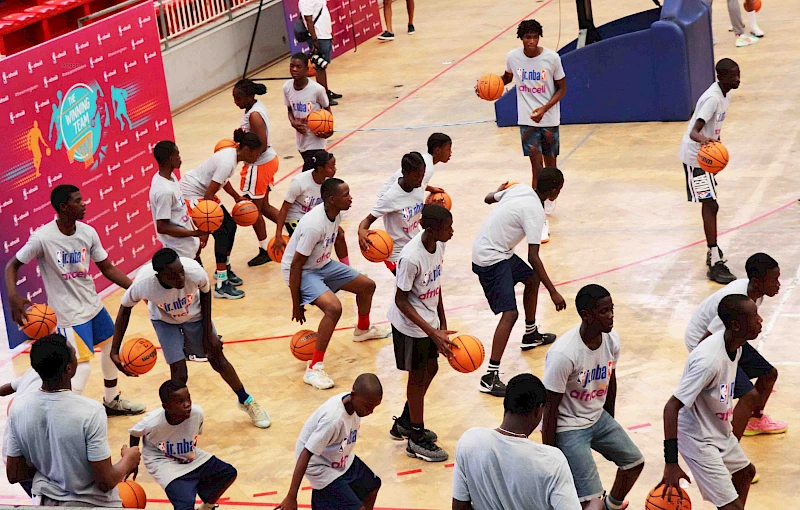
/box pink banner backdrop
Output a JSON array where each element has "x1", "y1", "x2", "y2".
[
  {"x1": 283, "y1": 0, "x2": 383, "y2": 58},
  {"x1": 0, "y1": 2, "x2": 175, "y2": 348}
]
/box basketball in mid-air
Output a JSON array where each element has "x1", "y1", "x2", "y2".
[
  {"x1": 119, "y1": 338, "x2": 158, "y2": 376},
  {"x1": 232, "y1": 200, "x2": 259, "y2": 226},
  {"x1": 448, "y1": 335, "x2": 485, "y2": 373},
  {"x1": 697, "y1": 141, "x2": 728, "y2": 174},
  {"x1": 361, "y1": 230, "x2": 393, "y2": 263},
  {"x1": 476, "y1": 74, "x2": 505, "y2": 101},
  {"x1": 191, "y1": 200, "x2": 224, "y2": 233},
  {"x1": 291, "y1": 330, "x2": 317, "y2": 361},
  {"x1": 307, "y1": 109, "x2": 334, "y2": 136}
]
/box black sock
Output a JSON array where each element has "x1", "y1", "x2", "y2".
[
  {"x1": 399, "y1": 402, "x2": 411, "y2": 424},
  {"x1": 410, "y1": 421, "x2": 425, "y2": 441}
]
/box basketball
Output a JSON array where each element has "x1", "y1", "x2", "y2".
[
  {"x1": 744, "y1": 0, "x2": 761, "y2": 12},
  {"x1": 307, "y1": 109, "x2": 334, "y2": 136},
  {"x1": 214, "y1": 138, "x2": 237, "y2": 152},
  {"x1": 697, "y1": 141, "x2": 728, "y2": 174},
  {"x1": 645, "y1": 485, "x2": 691, "y2": 510},
  {"x1": 232, "y1": 200, "x2": 259, "y2": 226},
  {"x1": 448, "y1": 335, "x2": 485, "y2": 373},
  {"x1": 425, "y1": 191, "x2": 452, "y2": 210},
  {"x1": 21, "y1": 304, "x2": 57, "y2": 340},
  {"x1": 290, "y1": 329, "x2": 317, "y2": 361},
  {"x1": 307, "y1": 65, "x2": 316, "y2": 77},
  {"x1": 501, "y1": 181, "x2": 519, "y2": 190},
  {"x1": 477, "y1": 74, "x2": 505, "y2": 101},
  {"x1": 119, "y1": 338, "x2": 158, "y2": 376},
  {"x1": 191, "y1": 200, "x2": 224, "y2": 233},
  {"x1": 118, "y1": 480, "x2": 147, "y2": 508},
  {"x1": 361, "y1": 230, "x2": 394, "y2": 262},
  {"x1": 267, "y1": 235, "x2": 290, "y2": 262}
]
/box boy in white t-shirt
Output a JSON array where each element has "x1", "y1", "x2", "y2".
[
  {"x1": 376, "y1": 133, "x2": 453, "y2": 199},
  {"x1": 678, "y1": 58, "x2": 740, "y2": 285},
  {"x1": 659, "y1": 294, "x2": 758, "y2": 510},
  {"x1": 276, "y1": 374, "x2": 383, "y2": 510},
  {"x1": 542, "y1": 285, "x2": 644, "y2": 510},
  {"x1": 387, "y1": 204, "x2": 455, "y2": 463},
  {"x1": 111, "y1": 248, "x2": 270, "y2": 428},
  {"x1": 358, "y1": 152, "x2": 426, "y2": 274},
  {"x1": 284, "y1": 53, "x2": 332, "y2": 171},
  {"x1": 129, "y1": 380, "x2": 237, "y2": 510}
]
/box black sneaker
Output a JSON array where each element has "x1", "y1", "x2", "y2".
[
  {"x1": 226, "y1": 265, "x2": 243, "y2": 286},
  {"x1": 407, "y1": 24, "x2": 415, "y2": 34},
  {"x1": 214, "y1": 281, "x2": 245, "y2": 299},
  {"x1": 328, "y1": 98, "x2": 339, "y2": 107},
  {"x1": 479, "y1": 372, "x2": 507, "y2": 397},
  {"x1": 708, "y1": 262, "x2": 737, "y2": 284},
  {"x1": 377, "y1": 30, "x2": 395, "y2": 41},
  {"x1": 389, "y1": 417, "x2": 438, "y2": 442},
  {"x1": 406, "y1": 436, "x2": 448, "y2": 462},
  {"x1": 521, "y1": 328, "x2": 556, "y2": 351},
  {"x1": 328, "y1": 90, "x2": 343, "y2": 100},
  {"x1": 247, "y1": 248, "x2": 271, "y2": 267}
]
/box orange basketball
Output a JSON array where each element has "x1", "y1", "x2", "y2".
[
  {"x1": 646, "y1": 485, "x2": 691, "y2": 510},
  {"x1": 214, "y1": 138, "x2": 237, "y2": 153},
  {"x1": 697, "y1": 141, "x2": 728, "y2": 174},
  {"x1": 21, "y1": 304, "x2": 57, "y2": 340},
  {"x1": 425, "y1": 191, "x2": 452, "y2": 210},
  {"x1": 744, "y1": 0, "x2": 761, "y2": 12},
  {"x1": 448, "y1": 335, "x2": 485, "y2": 373},
  {"x1": 232, "y1": 200, "x2": 259, "y2": 226},
  {"x1": 477, "y1": 74, "x2": 505, "y2": 101},
  {"x1": 307, "y1": 109, "x2": 334, "y2": 136},
  {"x1": 361, "y1": 230, "x2": 394, "y2": 263},
  {"x1": 307, "y1": 65, "x2": 316, "y2": 77},
  {"x1": 119, "y1": 338, "x2": 158, "y2": 376},
  {"x1": 291, "y1": 329, "x2": 317, "y2": 361},
  {"x1": 117, "y1": 480, "x2": 147, "y2": 508},
  {"x1": 268, "y1": 235, "x2": 290, "y2": 262},
  {"x1": 191, "y1": 200, "x2": 224, "y2": 233}
]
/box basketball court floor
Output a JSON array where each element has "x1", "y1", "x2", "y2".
[{"x1": 2, "y1": 0, "x2": 799, "y2": 507}]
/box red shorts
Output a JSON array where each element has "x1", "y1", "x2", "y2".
[{"x1": 240, "y1": 157, "x2": 279, "y2": 199}]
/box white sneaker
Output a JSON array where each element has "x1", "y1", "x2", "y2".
[
  {"x1": 750, "y1": 26, "x2": 764, "y2": 37},
  {"x1": 352, "y1": 324, "x2": 391, "y2": 342},
  {"x1": 728, "y1": 25, "x2": 734, "y2": 32},
  {"x1": 544, "y1": 198, "x2": 556, "y2": 215},
  {"x1": 238, "y1": 397, "x2": 271, "y2": 428},
  {"x1": 541, "y1": 219, "x2": 550, "y2": 244},
  {"x1": 304, "y1": 362, "x2": 335, "y2": 389},
  {"x1": 735, "y1": 35, "x2": 759, "y2": 47}
]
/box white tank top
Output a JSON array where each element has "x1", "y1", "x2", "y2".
[{"x1": 241, "y1": 99, "x2": 277, "y2": 165}]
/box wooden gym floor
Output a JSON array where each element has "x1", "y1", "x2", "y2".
[{"x1": 2, "y1": 0, "x2": 800, "y2": 507}]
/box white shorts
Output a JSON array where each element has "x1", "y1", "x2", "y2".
[
  {"x1": 683, "y1": 163, "x2": 717, "y2": 202},
  {"x1": 679, "y1": 434, "x2": 750, "y2": 507}
]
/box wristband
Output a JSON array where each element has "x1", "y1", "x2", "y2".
[{"x1": 664, "y1": 438, "x2": 678, "y2": 464}]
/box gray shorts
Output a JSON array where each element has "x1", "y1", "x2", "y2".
[
  {"x1": 151, "y1": 319, "x2": 218, "y2": 365},
  {"x1": 283, "y1": 261, "x2": 360, "y2": 306},
  {"x1": 679, "y1": 433, "x2": 751, "y2": 507},
  {"x1": 316, "y1": 39, "x2": 332, "y2": 69}
]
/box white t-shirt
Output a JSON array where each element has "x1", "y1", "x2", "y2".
[
  {"x1": 377, "y1": 153, "x2": 436, "y2": 199},
  {"x1": 370, "y1": 180, "x2": 425, "y2": 262},
  {"x1": 295, "y1": 393, "x2": 360, "y2": 490},
  {"x1": 15, "y1": 220, "x2": 108, "y2": 327},
  {"x1": 129, "y1": 405, "x2": 212, "y2": 489},
  {"x1": 472, "y1": 184, "x2": 544, "y2": 267},
  {"x1": 281, "y1": 204, "x2": 340, "y2": 277},
  {"x1": 284, "y1": 170, "x2": 325, "y2": 222},
  {"x1": 387, "y1": 233, "x2": 445, "y2": 338},
  {"x1": 543, "y1": 325, "x2": 620, "y2": 432},
  {"x1": 678, "y1": 82, "x2": 731, "y2": 167},
  {"x1": 298, "y1": 0, "x2": 332, "y2": 39},
  {"x1": 506, "y1": 47, "x2": 565, "y2": 127},
  {"x1": 2, "y1": 369, "x2": 42, "y2": 464},
  {"x1": 241, "y1": 99, "x2": 278, "y2": 165},
  {"x1": 179, "y1": 148, "x2": 238, "y2": 200},
  {"x1": 674, "y1": 332, "x2": 740, "y2": 455},
  {"x1": 453, "y1": 428, "x2": 581, "y2": 510},
  {"x1": 150, "y1": 172, "x2": 199, "y2": 259},
  {"x1": 121, "y1": 258, "x2": 210, "y2": 325},
  {"x1": 283, "y1": 79, "x2": 330, "y2": 152},
  {"x1": 684, "y1": 279, "x2": 760, "y2": 352}
]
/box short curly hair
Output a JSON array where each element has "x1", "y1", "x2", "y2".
[{"x1": 517, "y1": 19, "x2": 543, "y2": 39}]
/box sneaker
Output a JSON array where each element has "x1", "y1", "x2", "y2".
[
  {"x1": 328, "y1": 90, "x2": 343, "y2": 100},
  {"x1": 238, "y1": 397, "x2": 271, "y2": 428},
  {"x1": 544, "y1": 198, "x2": 556, "y2": 215},
  {"x1": 752, "y1": 472, "x2": 760, "y2": 484},
  {"x1": 353, "y1": 324, "x2": 391, "y2": 342},
  {"x1": 743, "y1": 415, "x2": 788, "y2": 436},
  {"x1": 406, "y1": 435, "x2": 448, "y2": 462},
  {"x1": 377, "y1": 30, "x2": 395, "y2": 41},
  {"x1": 188, "y1": 354, "x2": 208, "y2": 362},
  {"x1": 728, "y1": 25, "x2": 734, "y2": 32},
  {"x1": 389, "y1": 416, "x2": 438, "y2": 442},
  {"x1": 104, "y1": 394, "x2": 146, "y2": 416},
  {"x1": 226, "y1": 265, "x2": 243, "y2": 286},
  {"x1": 750, "y1": 26, "x2": 764, "y2": 37},
  {"x1": 328, "y1": 98, "x2": 339, "y2": 107},
  {"x1": 247, "y1": 248, "x2": 271, "y2": 267},
  {"x1": 304, "y1": 362, "x2": 335, "y2": 389},
  {"x1": 708, "y1": 262, "x2": 737, "y2": 284},
  {"x1": 735, "y1": 35, "x2": 759, "y2": 47},
  {"x1": 541, "y1": 219, "x2": 550, "y2": 244},
  {"x1": 407, "y1": 24, "x2": 415, "y2": 34},
  {"x1": 521, "y1": 328, "x2": 556, "y2": 351},
  {"x1": 214, "y1": 281, "x2": 245, "y2": 299},
  {"x1": 479, "y1": 372, "x2": 507, "y2": 397}
]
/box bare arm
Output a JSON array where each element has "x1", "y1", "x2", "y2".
[
  {"x1": 502, "y1": 71, "x2": 514, "y2": 85},
  {"x1": 89, "y1": 446, "x2": 141, "y2": 493},
  {"x1": 110, "y1": 306, "x2": 136, "y2": 376},
  {"x1": 452, "y1": 499, "x2": 473, "y2": 510},
  {"x1": 275, "y1": 448, "x2": 313, "y2": 510},
  {"x1": 289, "y1": 253, "x2": 309, "y2": 324},
  {"x1": 357, "y1": 214, "x2": 379, "y2": 251},
  {"x1": 689, "y1": 119, "x2": 712, "y2": 145},
  {"x1": 303, "y1": 15, "x2": 319, "y2": 46},
  {"x1": 527, "y1": 244, "x2": 566, "y2": 310},
  {"x1": 603, "y1": 371, "x2": 617, "y2": 418},
  {"x1": 96, "y1": 258, "x2": 132, "y2": 289},
  {"x1": 200, "y1": 289, "x2": 221, "y2": 355},
  {"x1": 657, "y1": 396, "x2": 690, "y2": 499},
  {"x1": 221, "y1": 181, "x2": 244, "y2": 202},
  {"x1": 396, "y1": 289, "x2": 456, "y2": 357},
  {"x1": 287, "y1": 107, "x2": 307, "y2": 134},
  {"x1": 542, "y1": 390, "x2": 564, "y2": 446},
  {"x1": 249, "y1": 111, "x2": 269, "y2": 149},
  {"x1": 275, "y1": 201, "x2": 292, "y2": 239},
  {"x1": 0, "y1": 383, "x2": 14, "y2": 397},
  {"x1": 6, "y1": 456, "x2": 36, "y2": 484},
  {"x1": 156, "y1": 219, "x2": 204, "y2": 238},
  {"x1": 5, "y1": 258, "x2": 32, "y2": 326}
]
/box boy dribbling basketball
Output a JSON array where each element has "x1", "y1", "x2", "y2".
[{"x1": 284, "y1": 53, "x2": 332, "y2": 171}]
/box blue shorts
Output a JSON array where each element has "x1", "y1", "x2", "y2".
[
  {"x1": 733, "y1": 342, "x2": 773, "y2": 399},
  {"x1": 315, "y1": 39, "x2": 332, "y2": 69},
  {"x1": 164, "y1": 456, "x2": 237, "y2": 510},
  {"x1": 151, "y1": 320, "x2": 219, "y2": 365},
  {"x1": 57, "y1": 308, "x2": 115, "y2": 363},
  {"x1": 472, "y1": 254, "x2": 535, "y2": 315},
  {"x1": 311, "y1": 456, "x2": 381, "y2": 510},
  {"x1": 520, "y1": 125, "x2": 560, "y2": 158},
  {"x1": 288, "y1": 261, "x2": 360, "y2": 306},
  {"x1": 555, "y1": 410, "x2": 644, "y2": 501}
]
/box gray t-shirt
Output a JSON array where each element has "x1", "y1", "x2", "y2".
[
  {"x1": 2, "y1": 369, "x2": 42, "y2": 464},
  {"x1": 370, "y1": 180, "x2": 425, "y2": 262},
  {"x1": 6, "y1": 390, "x2": 121, "y2": 507},
  {"x1": 678, "y1": 82, "x2": 731, "y2": 167},
  {"x1": 15, "y1": 220, "x2": 108, "y2": 327},
  {"x1": 150, "y1": 172, "x2": 199, "y2": 259},
  {"x1": 452, "y1": 427, "x2": 581, "y2": 510},
  {"x1": 284, "y1": 170, "x2": 324, "y2": 222},
  {"x1": 283, "y1": 79, "x2": 330, "y2": 152},
  {"x1": 543, "y1": 325, "x2": 620, "y2": 432},
  {"x1": 506, "y1": 47, "x2": 565, "y2": 127},
  {"x1": 684, "y1": 279, "x2": 760, "y2": 352},
  {"x1": 281, "y1": 204, "x2": 341, "y2": 278},
  {"x1": 675, "y1": 331, "x2": 740, "y2": 455}
]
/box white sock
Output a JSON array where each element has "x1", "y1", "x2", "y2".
[
  {"x1": 748, "y1": 11, "x2": 758, "y2": 28},
  {"x1": 215, "y1": 270, "x2": 227, "y2": 289},
  {"x1": 72, "y1": 362, "x2": 92, "y2": 395},
  {"x1": 709, "y1": 246, "x2": 721, "y2": 265},
  {"x1": 258, "y1": 238, "x2": 269, "y2": 250},
  {"x1": 99, "y1": 342, "x2": 118, "y2": 380},
  {"x1": 103, "y1": 386, "x2": 118, "y2": 403}
]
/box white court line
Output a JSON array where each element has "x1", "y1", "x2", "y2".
[
  {"x1": 756, "y1": 261, "x2": 800, "y2": 352},
  {"x1": 772, "y1": 361, "x2": 800, "y2": 366}
]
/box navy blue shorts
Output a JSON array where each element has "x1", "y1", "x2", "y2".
[
  {"x1": 311, "y1": 456, "x2": 381, "y2": 510},
  {"x1": 733, "y1": 342, "x2": 774, "y2": 399},
  {"x1": 164, "y1": 456, "x2": 237, "y2": 510},
  {"x1": 472, "y1": 254, "x2": 535, "y2": 315}
]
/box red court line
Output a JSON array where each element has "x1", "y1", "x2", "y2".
[
  {"x1": 253, "y1": 491, "x2": 278, "y2": 497},
  {"x1": 627, "y1": 422, "x2": 652, "y2": 431},
  {"x1": 444, "y1": 463, "x2": 454, "y2": 469},
  {"x1": 397, "y1": 468, "x2": 423, "y2": 476},
  {"x1": 147, "y1": 499, "x2": 439, "y2": 510}
]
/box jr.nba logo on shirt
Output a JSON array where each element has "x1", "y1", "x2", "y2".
[
  {"x1": 419, "y1": 264, "x2": 442, "y2": 300},
  {"x1": 577, "y1": 362, "x2": 611, "y2": 388},
  {"x1": 292, "y1": 101, "x2": 315, "y2": 114},
  {"x1": 55, "y1": 248, "x2": 87, "y2": 268},
  {"x1": 158, "y1": 293, "x2": 194, "y2": 318},
  {"x1": 516, "y1": 68, "x2": 547, "y2": 94},
  {"x1": 331, "y1": 429, "x2": 358, "y2": 469},
  {"x1": 719, "y1": 382, "x2": 735, "y2": 403},
  {"x1": 159, "y1": 435, "x2": 199, "y2": 464}
]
